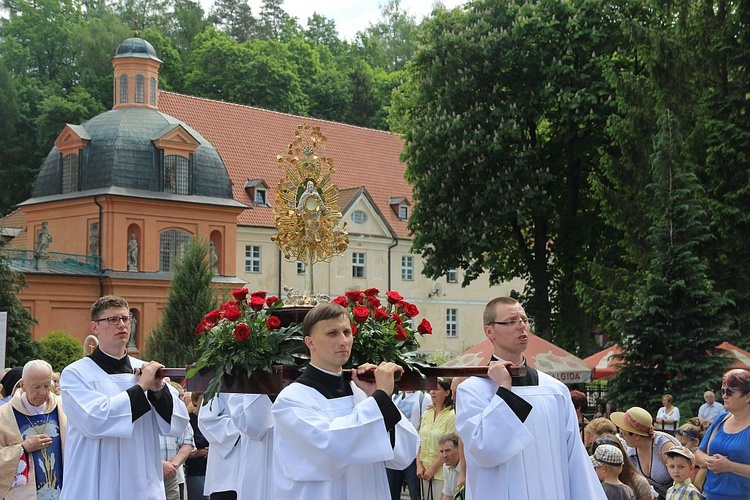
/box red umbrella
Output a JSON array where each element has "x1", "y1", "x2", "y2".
[
  {"x1": 584, "y1": 342, "x2": 750, "y2": 380},
  {"x1": 444, "y1": 333, "x2": 595, "y2": 384}
]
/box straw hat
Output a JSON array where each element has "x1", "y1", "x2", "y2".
[{"x1": 610, "y1": 407, "x2": 653, "y2": 437}]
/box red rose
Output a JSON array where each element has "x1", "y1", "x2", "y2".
[
  {"x1": 231, "y1": 288, "x2": 249, "y2": 301},
  {"x1": 373, "y1": 307, "x2": 390, "y2": 321},
  {"x1": 352, "y1": 305, "x2": 371, "y2": 323},
  {"x1": 332, "y1": 296, "x2": 349, "y2": 308},
  {"x1": 391, "y1": 313, "x2": 403, "y2": 324},
  {"x1": 351, "y1": 322, "x2": 357, "y2": 336},
  {"x1": 222, "y1": 303, "x2": 241, "y2": 321},
  {"x1": 249, "y1": 296, "x2": 265, "y2": 311},
  {"x1": 394, "y1": 324, "x2": 407, "y2": 340},
  {"x1": 204, "y1": 309, "x2": 221, "y2": 325},
  {"x1": 233, "y1": 323, "x2": 250, "y2": 341},
  {"x1": 194, "y1": 320, "x2": 212, "y2": 336},
  {"x1": 265, "y1": 315, "x2": 282, "y2": 330},
  {"x1": 418, "y1": 318, "x2": 433, "y2": 335},
  {"x1": 345, "y1": 290, "x2": 364, "y2": 304},
  {"x1": 251, "y1": 290, "x2": 267, "y2": 299},
  {"x1": 266, "y1": 296, "x2": 280, "y2": 307},
  {"x1": 220, "y1": 300, "x2": 239, "y2": 311},
  {"x1": 363, "y1": 287, "x2": 380, "y2": 297},
  {"x1": 402, "y1": 302, "x2": 419, "y2": 318},
  {"x1": 385, "y1": 291, "x2": 403, "y2": 304},
  {"x1": 367, "y1": 296, "x2": 382, "y2": 309}
]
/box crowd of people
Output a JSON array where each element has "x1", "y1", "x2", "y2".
[{"x1": 0, "y1": 294, "x2": 748, "y2": 500}]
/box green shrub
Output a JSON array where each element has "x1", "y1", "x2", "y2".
[{"x1": 38, "y1": 330, "x2": 82, "y2": 372}]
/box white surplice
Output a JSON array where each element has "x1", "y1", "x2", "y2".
[
  {"x1": 272, "y1": 382, "x2": 420, "y2": 500},
  {"x1": 227, "y1": 394, "x2": 274, "y2": 500},
  {"x1": 456, "y1": 372, "x2": 606, "y2": 500},
  {"x1": 197, "y1": 393, "x2": 241, "y2": 496},
  {"x1": 60, "y1": 357, "x2": 189, "y2": 500}
]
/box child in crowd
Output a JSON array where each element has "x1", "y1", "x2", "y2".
[
  {"x1": 590, "y1": 444, "x2": 636, "y2": 500},
  {"x1": 664, "y1": 445, "x2": 702, "y2": 500}
]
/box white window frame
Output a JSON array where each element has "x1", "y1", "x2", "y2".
[
  {"x1": 446, "y1": 269, "x2": 459, "y2": 283},
  {"x1": 401, "y1": 256, "x2": 414, "y2": 281},
  {"x1": 398, "y1": 205, "x2": 408, "y2": 220},
  {"x1": 255, "y1": 188, "x2": 267, "y2": 206},
  {"x1": 245, "y1": 245, "x2": 261, "y2": 273},
  {"x1": 352, "y1": 252, "x2": 366, "y2": 278},
  {"x1": 446, "y1": 308, "x2": 458, "y2": 338},
  {"x1": 297, "y1": 261, "x2": 306, "y2": 275},
  {"x1": 352, "y1": 210, "x2": 367, "y2": 224}
]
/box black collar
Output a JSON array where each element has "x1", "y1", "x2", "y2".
[
  {"x1": 89, "y1": 347, "x2": 133, "y2": 375},
  {"x1": 294, "y1": 365, "x2": 354, "y2": 399},
  {"x1": 489, "y1": 355, "x2": 539, "y2": 386}
]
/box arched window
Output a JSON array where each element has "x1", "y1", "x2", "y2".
[
  {"x1": 163, "y1": 155, "x2": 190, "y2": 194},
  {"x1": 159, "y1": 229, "x2": 191, "y2": 272},
  {"x1": 150, "y1": 76, "x2": 156, "y2": 106},
  {"x1": 119, "y1": 74, "x2": 129, "y2": 103},
  {"x1": 61, "y1": 153, "x2": 79, "y2": 193},
  {"x1": 135, "y1": 75, "x2": 145, "y2": 103}
]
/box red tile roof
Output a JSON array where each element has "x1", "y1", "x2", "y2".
[{"x1": 158, "y1": 92, "x2": 412, "y2": 239}]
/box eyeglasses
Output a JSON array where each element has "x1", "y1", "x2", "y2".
[
  {"x1": 721, "y1": 387, "x2": 740, "y2": 397},
  {"x1": 487, "y1": 318, "x2": 535, "y2": 328},
  {"x1": 94, "y1": 315, "x2": 133, "y2": 325}
]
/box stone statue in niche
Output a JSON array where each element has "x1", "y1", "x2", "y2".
[
  {"x1": 127, "y1": 311, "x2": 137, "y2": 350},
  {"x1": 88, "y1": 222, "x2": 99, "y2": 256},
  {"x1": 127, "y1": 234, "x2": 138, "y2": 271},
  {"x1": 209, "y1": 241, "x2": 219, "y2": 274}
]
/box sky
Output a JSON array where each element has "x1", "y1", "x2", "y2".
[{"x1": 199, "y1": 0, "x2": 466, "y2": 41}]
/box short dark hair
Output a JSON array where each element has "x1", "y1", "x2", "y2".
[
  {"x1": 483, "y1": 297, "x2": 519, "y2": 326},
  {"x1": 723, "y1": 369, "x2": 750, "y2": 396},
  {"x1": 570, "y1": 390, "x2": 588, "y2": 412},
  {"x1": 302, "y1": 303, "x2": 350, "y2": 338},
  {"x1": 91, "y1": 295, "x2": 129, "y2": 320},
  {"x1": 438, "y1": 432, "x2": 459, "y2": 447}
]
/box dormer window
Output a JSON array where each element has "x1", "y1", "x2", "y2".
[
  {"x1": 255, "y1": 188, "x2": 267, "y2": 206},
  {"x1": 389, "y1": 196, "x2": 411, "y2": 220},
  {"x1": 244, "y1": 179, "x2": 270, "y2": 207},
  {"x1": 163, "y1": 155, "x2": 190, "y2": 194}
]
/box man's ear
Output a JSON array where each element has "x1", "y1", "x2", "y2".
[{"x1": 304, "y1": 335, "x2": 314, "y2": 352}]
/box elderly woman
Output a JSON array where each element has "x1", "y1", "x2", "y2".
[
  {"x1": 611, "y1": 406, "x2": 675, "y2": 499},
  {"x1": 655, "y1": 394, "x2": 680, "y2": 434},
  {"x1": 694, "y1": 369, "x2": 750, "y2": 500}
]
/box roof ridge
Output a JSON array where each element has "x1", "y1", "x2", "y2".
[{"x1": 159, "y1": 91, "x2": 400, "y2": 136}]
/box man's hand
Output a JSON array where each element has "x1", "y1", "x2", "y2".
[
  {"x1": 162, "y1": 460, "x2": 177, "y2": 479},
  {"x1": 136, "y1": 361, "x2": 166, "y2": 391},
  {"x1": 351, "y1": 362, "x2": 403, "y2": 396},
  {"x1": 487, "y1": 360, "x2": 513, "y2": 390},
  {"x1": 22, "y1": 434, "x2": 52, "y2": 453}
]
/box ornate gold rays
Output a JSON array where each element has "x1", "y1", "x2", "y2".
[{"x1": 272, "y1": 125, "x2": 349, "y2": 280}]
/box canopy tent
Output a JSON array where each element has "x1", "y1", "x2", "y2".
[
  {"x1": 444, "y1": 333, "x2": 595, "y2": 384},
  {"x1": 583, "y1": 342, "x2": 750, "y2": 380}
]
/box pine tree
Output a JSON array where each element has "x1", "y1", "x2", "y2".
[
  {"x1": 0, "y1": 239, "x2": 39, "y2": 366},
  {"x1": 608, "y1": 110, "x2": 736, "y2": 413},
  {"x1": 143, "y1": 237, "x2": 218, "y2": 367}
]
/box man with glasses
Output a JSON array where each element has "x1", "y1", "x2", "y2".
[
  {"x1": 697, "y1": 391, "x2": 724, "y2": 426},
  {"x1": 60, "y1": 295, "x2": 189, "y2": 499},
  {"x1": 455, "y1": 297, "x2": 605, "y2": 499}
]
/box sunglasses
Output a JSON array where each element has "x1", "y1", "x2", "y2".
[
  {"x1": 591, "y1": 437, "x2": 616, "y2": 453},
  {"x1": 721, "y1": 387, "x2": 740, "y2": 397},
  {"x1": 676, "y1": 429, "x2": 698, "y2": 439}
]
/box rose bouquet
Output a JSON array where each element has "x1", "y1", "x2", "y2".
[
  {"x1": 187, "y1": 288, "x2": 304, "y2": 401},
  {"x1": 331, "y1": 288, "x2": 433, "y2": 374}
]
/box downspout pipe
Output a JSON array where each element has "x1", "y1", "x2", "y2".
[
  {"x1": 94, "y1": 195, "x2": 104, "y2": 297},
  {"x1": 387, "y1": 233, "x2": 399, "y2": 292}
]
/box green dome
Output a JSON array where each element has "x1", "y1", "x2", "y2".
[
  {"x1": 33, "y1": 108, "x2": 232, "y2": 199},
  {"x1": 113, "y1": 37, "x2": 162, "y2": 63}
]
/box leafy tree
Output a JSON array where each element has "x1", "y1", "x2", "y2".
[
  {"x1": 607, "y1": 110, "x2": 735, "y2": 411},
  {"x1": 34, "y1": 87, "x2": 106, "y2": 150},
  {"x1": 0, "y1": 239, "x2": 39, "y2": 366},
  {"x1": 0, "y1": 61, "x2": 22, "y2": 216},
  {"x1": 114, "y1": 0, "x2": 170, "y2": 31},
  {"x1": 355, "y1": 0, "x2": 419, "y2": 72},
  {"x1": 170, "y1": 0, "x2": 209, "y2": 55},
  {"x1": 210, "y1": 0, "x2": 257, "y2": 42},
  {"x1": 304, "y1": 13, "x2": 342, "y2": 54},
  {"x1": 345, "y1": 59, "x2": 377, "y2": 127},
  {"x1": 391, "y1": 0, "x2": 621, "y2": 344},
  {"x1": 143, "y1": 237, "x2": 218, "y2": 367},
  {"x1": 141, "y1": 27, "x2": 183, "y2": 90},
  {"x1": 258, "y1": 0, "x2": 288, "y2": 40},
  {"x1": 37, "y1": 330, "x2": 82, "y2": 372}
]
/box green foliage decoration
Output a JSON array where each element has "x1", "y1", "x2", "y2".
[{"x1": 37, "y1": 330, "x2": 82, "y2": 373}]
